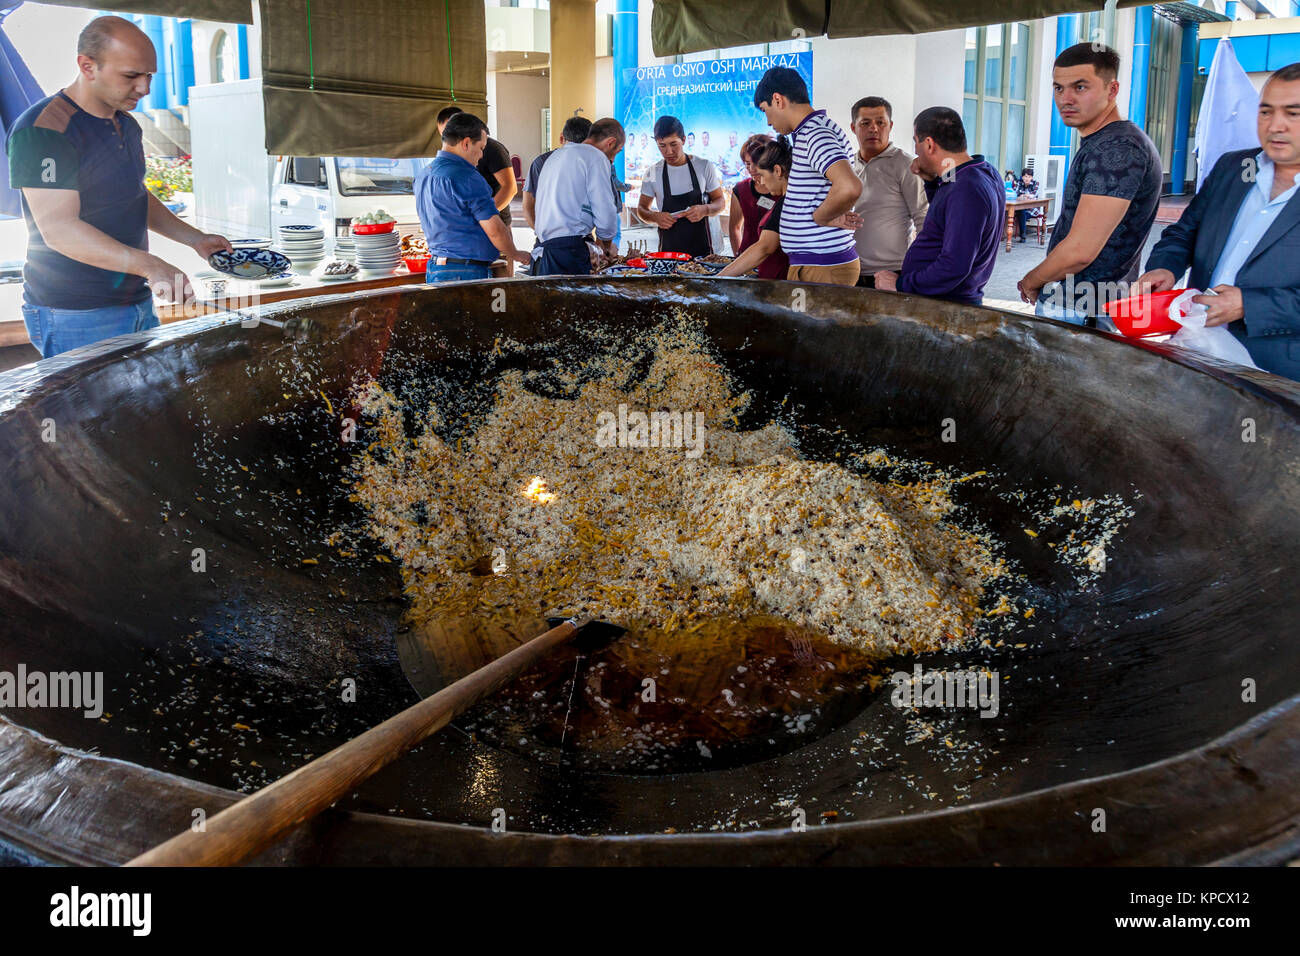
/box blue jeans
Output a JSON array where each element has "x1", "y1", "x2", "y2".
[
  {"x1": 21, "y1": 299, "x2": 159, "y2": 359},
  {"x1": 424, "y1": 263, "x2": 492, "y2": 282}
]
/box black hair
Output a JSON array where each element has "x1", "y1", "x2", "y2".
[
  {"x1": 561, "y1": 116, "x2": 593, "y2": 143},
  {"x1": 1270, "y1": 61, "x2": 1300, "y2": 84},
  {"x1": 441, "y1": 112, "x2": 488, "y2": 146},
  {"x1": 754, "y1": 135, "x2": 793, "y2": 177},
  {"x1": 1021, "y1": 167, "x2": 1033, "y2": 178},
  {"x1": 437, "y1": 106, "x2": 464, "y2": 126},
  {"x1": 1054, "y1": 42, "x2": 1120, "y2": 82},
  {"x1": 753, "y1": 67, "x2": 809, "y2": 109},
  {"x1": 653, "y1": 115, "x2": 685, "y2": 140},
  {"x1": 851, "y1": 96, "x2": 893, "y2": 121},
  {"x1": 913, "y1": 106, "x2": 966, "y2": 153}
]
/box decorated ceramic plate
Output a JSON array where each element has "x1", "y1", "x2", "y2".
[
  {"x1": 255, "y1": 272, "x2": 297, "y2": 287},
  {"x1": 209, "y1": 248, "x2": 292, "y2": 279}
]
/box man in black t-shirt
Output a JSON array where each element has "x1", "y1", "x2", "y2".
[
  {"x1": 1017, "y1": 43, "x2": 1162, "y2": 325},
  {"x1": 437, "y1": 106, "x2": 517, "y2": 225}
]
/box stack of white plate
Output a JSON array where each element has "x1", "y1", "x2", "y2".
[
  {"x1": 353, "y1": 231, "x2": 401, "y2": 274},
  {"x1": 334, "y1": 234, "x2": 356, "y2": 263},
  {"x1": 277, "y1": 224, "x2": 326, "y2": 273}
]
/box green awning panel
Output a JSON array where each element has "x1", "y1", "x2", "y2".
[
  {"x1": 259, "y1": 0, "x2": 488, "y2": 158},
  {"x1": 828, "y1": 1, "x2": 1108, "y2": 38},
  {"x1": 37, "y1": 0, "x2": 254, "y2": 24},
  {"x1": 651, "y1": 0, "x2": 826, "y2": 58},
  {"x1": 653, "y1": 1, "x2": 1158, "y2": 55}
]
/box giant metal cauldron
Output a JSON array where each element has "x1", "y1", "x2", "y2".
[{"x1": 1, "y1": 277, "x2": 1299, "y2": 865}]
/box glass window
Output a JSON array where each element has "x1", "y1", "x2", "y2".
[
  {"x1": 334, "y1": 157, "x2": 432, "y2": 196},
  {"x1": 1007, "y1": 104, "x2": 1026, "y2": 172},
  {"x1": 213, "y1": 31, "x2": 228, "y2": 84},
  {"x1": 964, "y1": 29, "x2": 978, "y2": 95},
  {"x1": 966, "y1": 22, "x2": 1030, "y2": 173},
  {"x1": 287, "y1": 157, "x2": 326, "y2": 187},
  {"x1": 1146, "y1": 11, "x2": 1179, "y2": 171},
  {"x1": 981, "y1": 102, "x2": 1003, "y2": 161},
  {"x1": 984, "y1": 26, "x2": 1003, "y2": 97},
  {"x1": 1008, "y1": 23, "x2": 1029, "y2": 101}
]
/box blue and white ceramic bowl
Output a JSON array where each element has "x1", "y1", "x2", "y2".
[{"x1": 209, "y1": 247, "x2": 292, "y2": 279}]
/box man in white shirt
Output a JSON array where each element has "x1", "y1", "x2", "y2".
[
  {"x1": 848, "y1": 95, "x2": 929, "y2": 288},
  {"x1": 531, "y1": 117, "x2": 625, "y2": 276},
  {"x1": 637, "y1": 114, "x2": 726, "y2": 256}
]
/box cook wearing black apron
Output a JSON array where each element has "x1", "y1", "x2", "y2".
[{"x1": 657, "y1": 156, "x2": 712, "y2": 257}]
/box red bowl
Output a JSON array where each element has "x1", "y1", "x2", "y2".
[
  {"x1": 645, "y1": 251, "x2": 693, "y2": 260},
  {"x1": 404, "y1": 256, "x2": 429, "y2": 274},
  {"x1": 626, "y1": 258, "x2": 646, "y2": 268},
  {"x1": 1103, "y1": 289, "x2": 1186, "y2": 337},
  {"x1": 352, "y1": 221, "x2": 395, "y2": 235}
]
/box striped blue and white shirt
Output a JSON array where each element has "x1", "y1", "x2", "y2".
[{"x1": 781, "y1": 109, "x2": 858, "y2": 267}]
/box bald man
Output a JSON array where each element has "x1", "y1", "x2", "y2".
[{"x1": 5, "y1": 15, "x2": 231, "y2": 358}]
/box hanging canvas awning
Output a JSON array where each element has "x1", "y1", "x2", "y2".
[
  {"x1": 258, "y1": 0, "x2": 487, "y2": 158},
  {"x1": 652, "y1": 0, "x2": 1159, "y2": 56},
  {"x1": 34, "y1": 0, "x2": 253, "y2": 24}
]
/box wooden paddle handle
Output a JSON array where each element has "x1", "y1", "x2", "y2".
[{"x1": 126, "y1": 619, "x2": 579, "y2": 867}]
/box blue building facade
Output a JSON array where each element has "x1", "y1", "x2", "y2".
[{"x1": 112, "y1": 11, "x2": 251, "y2": 113}]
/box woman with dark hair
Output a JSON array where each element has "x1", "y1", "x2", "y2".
[
  {"x1": 728, "y1": 133, "x2": 774, "y2": 259},
  {"x1": 637, "y1": 114, "x2": 726, "y2": 256},
  {"x1": 719, "y1": 137, "x2": 861, "y2": 279},
  {"x1": 717, "y1": 138, "x2": 793, "y2": 278}
]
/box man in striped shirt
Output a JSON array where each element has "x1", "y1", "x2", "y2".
[{"x1": 753, "y1": 67, "x2": 863, "y2": 285}]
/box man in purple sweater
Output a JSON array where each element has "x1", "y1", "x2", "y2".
[{"x1": 874, "y1": 107, "x2": 1003, "y2": 305}]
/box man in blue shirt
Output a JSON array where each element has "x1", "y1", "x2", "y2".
[
  {"x1": 6, "y1": 16, "x2": 232, "y2": 358},
  {"x1": 415, "y1": 112, "x2": 531, "y2": 281},
  {"x1": 1138, "y1": 62, "x2": 1300, "y2": 379}
]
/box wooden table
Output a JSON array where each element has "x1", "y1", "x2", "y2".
[
  {"x1": 1004, "y1": 197, "x2": 1050, "y2": 252},
  {"x1": 0, "y1": 261, "x2": 515, "y2": 347},
  {"x1": 153, "y1": 269, "x2": 430, "y2": 323}
]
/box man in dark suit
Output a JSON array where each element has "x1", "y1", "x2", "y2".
[{"x1": 1138, "y1": 62, "x2": 1300, "y2": 380}]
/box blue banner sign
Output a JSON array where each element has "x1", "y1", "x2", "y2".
[{"x1": 619, "y1": 51, "x2": 814, "y2": 193}]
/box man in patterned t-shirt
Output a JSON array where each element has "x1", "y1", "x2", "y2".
[
  {"x1": 752, "y1": 67, "x2": 862, "y2": 286},
  {"x1": 6, "y1": 16, "x2": 231, "y2": 358},
  {"x1": 1017, "y1": 43, "x2": 1161, "y2": 326}
]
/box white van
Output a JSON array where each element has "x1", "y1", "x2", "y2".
[
  {"x1": 191, "y1": 80, "x2": 429, "y2": 255},
  {"x1": 272, "y1": 155, "x2": 430, "y2": 255}
]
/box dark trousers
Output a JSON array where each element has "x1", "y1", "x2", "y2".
[
  {"x1": 532, "y1": 235, "x2": 591, "y2": 277},
  {"x1": 855, "y1": 274, "x2": 876, "y2": 289},
  {"x1": 1234, "y1": 328, "x2": 1300, "y2": 382}
]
